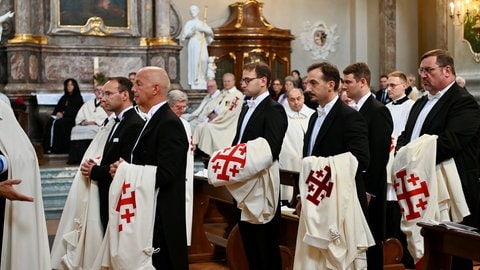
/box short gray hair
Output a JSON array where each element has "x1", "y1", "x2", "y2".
[{"x1": 167, "y1": 89, "x2": 188, "y2": 105}]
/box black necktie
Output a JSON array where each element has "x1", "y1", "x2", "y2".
[{"x1": 114, "y1": 117, "x2": 120, "y2": 123}]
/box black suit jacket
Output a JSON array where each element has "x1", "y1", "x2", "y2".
[
  {"x1": 90, "y1": 107, "x2": 145, "y2": 230},
  {"x1": 358, "y1": 95, "x2": 393, "y2": 251},
  {"x1": 303, "y1": 98, "x2": 370, "y2": 211},
  {"x1": 231, "y1": 95, "x2": 287, "y2": 269},
  {"x1": 233, "y1": 95, "x2": 287, "y2": 160},
  {"x1": 131, "y1": 103, "x2": 189, "y2": 270},
  {"x1": 397, "y1": 82, "x2": 480, "y2": 227},
  {"x1": 359, "y1": 95, "x2": 393, "y2": 197},
  {"x1": 375, "y1": 89, "x2": 392, "y2": 104}
]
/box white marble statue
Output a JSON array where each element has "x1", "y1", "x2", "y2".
[
  {"x1": 0, "y1": 11, "x2": 14, "y2": 42},
  {"x1": 180, "y1": 5, "x2": 213, "y2": 89}
]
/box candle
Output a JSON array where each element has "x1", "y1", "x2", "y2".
[
  {"x1": 93, "y1": 57, "x2": 99, "y2": 74},
  {"x1": 450, "y1": 2, "x2": 455, "y2": 16}
]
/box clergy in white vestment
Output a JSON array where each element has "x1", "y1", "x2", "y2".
[
  {"x1": 385, "y1": 72, "x2": 415, "y2": 200},
  {"x1": 68, "y1": 81, "x2": 108, "y2": 164},
  {"x1": 182, "y1": 79, "x2": 221, "y2": 132},
  {"x1": 51, "y1": 113, "x2": 115, "y2": 269},
  {"x1": 168, "y1": 90, "x2": 194, "y2": 246},
  {"x1": 384, "y1": 71, "x2": 416, "y2": 267},
  {"x1": 279, "y1": 88, "x2": 314, "y2": 202},
  {"x1": 193, "y1": 73, "x2": 244, "y2": 156},
  {"x1": 70, "y1": 85, "x2": 108, "y2": 141},
  {"x1": 0, "y1": 101, "x2": 52, "y2": 270}
]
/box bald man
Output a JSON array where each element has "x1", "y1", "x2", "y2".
[{"x1": 111, "y1": 67, "x2": 189, "y2": 269}]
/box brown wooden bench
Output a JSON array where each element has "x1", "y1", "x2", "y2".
[
  {"x1": 190, "y1": 169, "x2": 406, "y2": 269},
  {"x1": 418, "y1": 222, "x2": 480, "y2": 269}
]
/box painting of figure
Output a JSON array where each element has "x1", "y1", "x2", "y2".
[{"x1": 60, "y1": 0, "x2": 127, "y2": 27}]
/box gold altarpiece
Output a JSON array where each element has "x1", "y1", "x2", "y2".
[{"x1": 208, "y1": 0, "x2": 294, "y2": 88}]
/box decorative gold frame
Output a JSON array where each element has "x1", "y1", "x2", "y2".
[
  {"x1": 463, "y1": 14, "x2": 480, "y2": 62},
  {"x1": 48, "y1": 0, "x2": 139, "y2": 36}
]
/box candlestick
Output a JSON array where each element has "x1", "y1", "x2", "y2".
[{"x1": 93, "y1": 57, "x2": 99, "y2": 74}]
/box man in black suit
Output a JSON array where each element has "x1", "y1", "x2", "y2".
[
  {"x1": 375, "y1": 74, "x2": 391, "y2": 104},
  {"x1": 298, "y1": 61, "x2": 370, "y2": 213},
  {"x1": 232, "y1": 62, "x2": 287, "y2": 270},
  {"x1": 80, "y1": 77, "x2": 145, "y2": 232},
  {"x1": 130, "y1": 66, "x2": 189, "y2": 269},
  {"x1": 343, "y1": 63, "x2": 393, "y2": 270},
  {"x1": 397, "y1": 49, "x2": 480, "y2": 269}
]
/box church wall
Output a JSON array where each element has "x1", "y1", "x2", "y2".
[
  {"x1": 396, "y1": 0, "x2": 419, "y2": 79},
  {"x1": 174, "y1": 0, "x2": 421, "y2": 91}
]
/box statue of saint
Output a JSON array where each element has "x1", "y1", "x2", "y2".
[{"x1": 180, "y1": 5, "x2": 213, "y2": 89}]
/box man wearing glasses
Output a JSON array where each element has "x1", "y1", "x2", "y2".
[
  {"x1": 80, "y1": 77, "x2": 145, "y2": 232},
  {"x1": 396, "y1": 49, "x2": 480, "y2": 269},
  {"x1": 231, "y1": 62, "x2": 287, "y2": 269}
]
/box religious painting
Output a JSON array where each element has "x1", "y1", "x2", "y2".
[
  {"x1": 60, "y1": 0, "x2": 127, "y2": 27},
  {"x1": 463, "y1": 14, "x2": 480, "y2": 62},
  {"x1": 48, "y1": 0, "x2": 139, "y2": 36}
]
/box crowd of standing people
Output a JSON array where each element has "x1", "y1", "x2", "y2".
[{"x1": 0, "y1": 48, "x2": 478, "y2": 270}]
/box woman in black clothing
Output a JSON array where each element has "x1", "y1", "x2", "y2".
[{"x1": 43, "y1": 78, "x2": 84, "y2": 154}]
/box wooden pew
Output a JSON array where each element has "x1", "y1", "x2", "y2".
[
  {"x1": 188, "y1": 169, "x2": 299, "y2": 268},
  {"x1": 418, "y1": 222, "x2": 480, "y2": 269},
  {"x1": 189, "y1": 168, "x2": 406, "y2": 269}
]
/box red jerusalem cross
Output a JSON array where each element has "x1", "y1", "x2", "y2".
[
  {"x1": 116, "y1": 181, "x2": 137, "y2": 231},
  {"x1": 305, "y1": 165, "x2": 333, "y2": 206},
  {"x1": 210, "y1": 143, "x2": 247, "y2": 181},
  {"x1": 229, "y1": 97, "x2": 240, "y2": 111},
  {"x1": 394, "y1": 169, "x2": 430, "y2": 221}
]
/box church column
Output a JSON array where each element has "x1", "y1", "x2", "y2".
[
  {"x1": 9, "y1": 0, "x2": 46, "y2": 44},
  {"x1": 144, "y1": 0, "x2": 182, "y2": 87},
  {"x1": 146, "y1": 0, "x2": 176, "y2": 45},
  {"x1": 379, "y1": 0, "x2": 396, "y2": 75}
]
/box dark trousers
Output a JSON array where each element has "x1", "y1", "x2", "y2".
[
  {"x1": 237, "y1": 204, "x2": 282, "y2": 270},
  {"x1": 367, "y1": 195, "x2": 386, "y2": 269}
]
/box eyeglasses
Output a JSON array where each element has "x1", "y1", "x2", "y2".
[
  {"x1": 418, "y1": 66, "x2": 444, "y2": 75},
  {"x1": 174, "y1": 105, "x2": 188, "y2": 111},
  {"x1": 240, "y1": 77, "x2": 261, "y2": 85},
  {"x1": 386, "y1": 83, "x2": 402, "y2": 88},
  {"x1": 102, "y1": 91, "x2": 123, "y2": 97}
]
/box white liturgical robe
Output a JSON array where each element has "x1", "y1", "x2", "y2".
[{"x1": 0, "y1": 101, "x2": 51, "y2": 270}]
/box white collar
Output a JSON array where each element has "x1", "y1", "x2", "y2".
[
  {"x1": 356, "y1": 92, "x2": 373, "y2": 110},
  {"x1": 145, "y1": 101, "x2": 167, "y2": 121}
]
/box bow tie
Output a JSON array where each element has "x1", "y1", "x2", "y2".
[
  {"x1": 114, "y1": 117, "x2": 120, "y2": 123},
  {"x1": 317, "y1": 107, "x2": 326, "y2": 117},
  {"x1": 247, "y1": 99, "x2": 256, "y2": 109},
  {"x1": 427, "y1": 92, "x2": 441, "y2": 100}
]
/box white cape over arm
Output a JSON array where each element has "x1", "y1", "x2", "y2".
[
  {"x1": 392, "y1": 134, "x2": 469, "y2": 264},
  {"x1": 51, "y1": 118, "x2": 115, "y2": 269},
  {"x1": 208, "y1": 137, "x2": 279, "y2": 224},
  {"x1": 294, "y1": 153, "x2": 374, "y2": 270}
]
